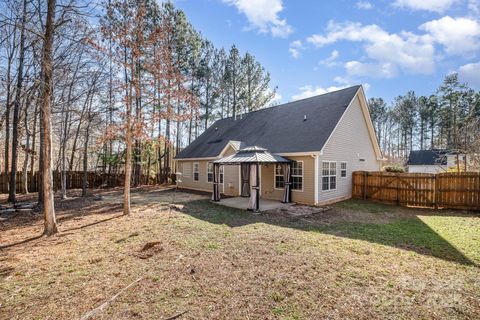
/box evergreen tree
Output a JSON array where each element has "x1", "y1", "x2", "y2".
[
  {"x1": 226, "y1": 45, "x2": 244, "y2": 118},
  {"x1": 242, "y1": 52, "x2": 276, "y2": 113}
]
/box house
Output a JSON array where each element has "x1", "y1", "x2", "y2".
[
  {"x1": 174, "y1": 85, "x2": 382, "y2": 206},
  {"x1": 407, "y1": 149, "x2": 472, "y2": 173}
]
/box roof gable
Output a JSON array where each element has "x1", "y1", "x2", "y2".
[
  {"x1": 176, "y1": 85, "x2": 361, "y2": 159},
  {"x1": 320, "y1": 86, "x2": 382, "y2": 160},
  {"x1": 407, "y1": 150, "x2": 448, "y2": 165}
]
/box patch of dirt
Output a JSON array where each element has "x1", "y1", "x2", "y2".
[
  {"x1": 134, "y1": 241, "x2": 164, "y2": 259},
  {"x1": 266, "y1": 204, "x2": 332, "y2": 218}
]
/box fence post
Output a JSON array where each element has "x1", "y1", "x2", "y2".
[
  {"x1": 363, "y1": 171, "x2": 367, "y2": 200},
  {"x1": 396, "y1": 174, "x2": 400, "y2": 205},
  {"x1": 434, "y1": 175, "x2": 439, "y2": 209}
]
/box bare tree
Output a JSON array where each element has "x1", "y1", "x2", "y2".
[
  {"x1": 40, "y1": 0, "x2": 57, "y2": 235},
  {"x1": 8, "y1": 0, "x2": 28, "y2": 202}
]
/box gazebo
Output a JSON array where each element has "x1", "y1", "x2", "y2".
[{"x1": 212, "y1": 146, "x2": 292, "y2": 211}]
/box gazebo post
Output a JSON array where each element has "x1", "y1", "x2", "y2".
[
  {"x1": 212, "y1": 162, "x2": 220, "y2": 202},
  {"x1": 255, "y1": 162, "x2": 260, "y2": 211}
]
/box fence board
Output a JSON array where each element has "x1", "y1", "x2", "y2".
[
  {"x1": 352, "y1": 171, "x2": 480, "y2": 210},
  {"x1": 0, "y1": 171, "x2": 160, "y2": 194}
]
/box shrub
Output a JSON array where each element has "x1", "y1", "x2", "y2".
[{"x1": 383, "y1": 165, "x2": 405, "y2": 173}]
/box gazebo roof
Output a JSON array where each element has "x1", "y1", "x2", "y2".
[{"x1": 214, "y1": 146, "x2": 291, "y2": 165}]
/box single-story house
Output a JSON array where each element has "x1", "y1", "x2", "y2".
[
  {"x1": 174, "y1": 85, "x2": 382, "y2": 206},
  {"x1": 407, "y1": 149, "x2": 472, "y2": 173}
]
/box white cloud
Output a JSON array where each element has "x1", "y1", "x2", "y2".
[
  {"x1": 319, "y1": 50, "x2": 340, "y2": 67},
  {"x1": 272, "y1": 91, "x2": 282, "y2": 103},
  {"x1": 469, "y1": 0, "x2": 480, "y2": 15},
  {"x1": 223, "y1": 0, "x2": 293, "y2": 38},
  {"x1": 288, "y1": 40, "x2": 304, "y2": 59},
  {"x1": 393, "y1": 0, "x2": 457, "y2": 13},
  {"x1": 420, "y1": 16, "x2": 480, "y2": 56},
  {"x1": 307, "y1": 21, "x2": 435, "y2": 76},
  {"x1": 356, "y1": 1, "x2": 373, "y2": 9},
  {"x1": 458, "y1": 62, "x2": 480, "y2": 88},
  {"x1": 292, "y1": 85, "x2": 347, "y2": 100},
  {"x1": 344, "y1": 61, "x2": 398, "y2": 78}
]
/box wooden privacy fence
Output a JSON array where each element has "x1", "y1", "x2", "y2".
[
  {"x1": 0, "y1": 171, "x2": 161, "y2": 194},
  {"x1": 352, "y1": 171, "x2": 480, "y2": 210}
]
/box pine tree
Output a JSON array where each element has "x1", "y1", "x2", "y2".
[
  {"x1": 242, "y1": 52, "x2": 276, "y2": 113},
  {"x1": 226, "y1": 45, "x2": 244, "y2": 118}
]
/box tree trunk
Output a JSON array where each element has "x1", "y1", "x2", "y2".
[
  {"x1": 40, "y1": 0, "x2": 58, "y2": 236},
  {"x1": 4, "y1": 29, "x2": 16, "y2": 179},
  {"x1": 9, "y1": 0, "x2": 28, "y2": 203},
  {"x1": 22, "y1": 92, "x2": 33, "y2": 194},
  {"x1": 83, "y1": 94, "x2": 94, "y2": 197},
  {"x1": 124, "y1": 94, "x2": 133, "y2": 215},
  {"x1": 69, "y1": 90, "x2": 90, "y2": 171},
  {"x1": 123, "y1": 24, "x2": 132, "y2": 215},
  {"x1": 30, "y1": 94, "x2": 38, "y2": 178}
]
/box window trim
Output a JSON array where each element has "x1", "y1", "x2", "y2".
[
  {"x1": 193, "y1": 162, "x2": 199, "y2": 182},
  {"x1": 207, "y1": 162, "x2": 224, "y2": 184},
  {"x1": 322, "y1": 161, "x2": 337, "y2": 191},
  {"x1": 340, "y1": 161, "x2": 347, "y2": 178},
  {"x1": 273, "y1": 162, "x2": 303, "y2": 192},
  {"x1": 219, "y1": 165, "x2": 224, "y2": 184},
  {"x1": 207, "y1": 162, "x2": 213, "y2": 183},
  {"x1": 291, "y1": 161, "x2": 304, "y2": 192},
  {"x1": 273, "y1": 164, "x2": 285, "y2": 190}
]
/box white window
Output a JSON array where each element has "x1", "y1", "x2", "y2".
[
  {"x1": 193, "y1": 162, "x2": 199, "y2": 181},
  {"x1": 207, "y1": 162, "x2": 224, "y2": 183},
  {"x1": 274, "y1": 164, "x2": 284, "y2": 189},
  {"x1": 207, "y1": 162, "x2": 213, "y2": 182},
  {"x1": 183, "y1": 163, "x2": 191, "y2": 178},
  {"x1": 322, "y1": 161, "x2": 336, "y2": 191},
  {"x1": 340, "y1": 162, "x2": 347, "y2": 178},
  {"x1": 291, "y1": 161, "x2": 303, "y2": 191}
]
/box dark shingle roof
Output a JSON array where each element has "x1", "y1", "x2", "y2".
[
  {"x1": 407, "y1": 150, "x2": 448, "y2": 165},
  {"x1": 175, "y1": 85, "x2": 361, "y2": 159}
]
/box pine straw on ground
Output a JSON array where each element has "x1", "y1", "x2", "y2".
[{"x1": 0, "y1": 187, "x2": 479, "y2": 319}]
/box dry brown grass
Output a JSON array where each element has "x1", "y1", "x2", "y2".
[{"x1": 0, "y1": 187, "x2": 479, "y2": 319}]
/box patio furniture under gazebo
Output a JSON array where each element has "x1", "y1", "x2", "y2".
[{"x1": 212, "y1": 146, "x2": 292, "y2": 211}]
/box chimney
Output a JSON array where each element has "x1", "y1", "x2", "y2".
[{"x1": 303, "y1": 115, "x2": 307, "y2": 121}]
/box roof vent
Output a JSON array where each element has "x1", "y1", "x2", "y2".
[
  {"x1": 303, "y1": 115, "x2": 307, "y2": 121},
  {"x1": 207, "y1": 138, "x2": 222, "y2": 144}
]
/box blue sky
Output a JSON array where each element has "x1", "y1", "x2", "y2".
[{"x1": 174, "y1": 0, "x2": 480, "y2": 104}]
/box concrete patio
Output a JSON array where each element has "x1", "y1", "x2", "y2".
[{"x1": 216, "y1": 197, "x2": 293, "y2": 212}]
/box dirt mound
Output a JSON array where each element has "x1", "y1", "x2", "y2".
[
  {"x1": 134, "y1": 241, "x2": 163, "y2": 259},
  {"x1": 267, "y1": 205, "x2": 332, "y2": 218}
]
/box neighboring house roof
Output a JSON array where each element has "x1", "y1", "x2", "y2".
[
  {"x1": 176, "y1": 85, "x2": 370, "y2": 159},
  {"x1": 407, "y1": 150, "x2": 448, "y2": 166}
]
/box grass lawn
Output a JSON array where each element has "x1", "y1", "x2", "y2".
[{"x1": 0, "y1": 187, "x2": 479, "y2": 319}]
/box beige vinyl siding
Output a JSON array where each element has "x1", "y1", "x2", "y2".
[
  {"x1": 318, "y1": 94, "x2": 381, "y2": 204},
  {"x1": 261, "y1": 155, "x2": 315, "y2": 205},
  {"x1": 177, "y1": 160, "x2": 213, "y2": 192},
  {"x1": 175, "y1": 144, "x2": 241, "y2": 196},
  {"x1": 223, "y1": 165, "x2": 240, "y2": 196}
]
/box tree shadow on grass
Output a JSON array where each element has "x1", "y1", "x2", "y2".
[
  {"x1": 177, "y1": 198, "x2": 478, "y2": 267},
  {"x1": 0, "y1": 199, "x2": 124, "y2": 249}
]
